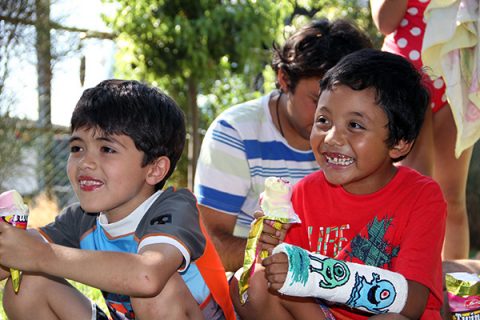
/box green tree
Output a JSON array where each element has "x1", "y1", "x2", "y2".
[{"x1": 104, "y1": 0, "x2": 292, "y2": 188}]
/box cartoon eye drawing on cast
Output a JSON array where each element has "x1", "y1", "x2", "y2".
[
  {"x1": 309, "y1": 255, "x2": 350, "y2": 289},
  {"x1": 346, "y1": 272, "x2": 398, "y2": 314}
]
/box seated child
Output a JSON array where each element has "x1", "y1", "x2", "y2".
[
  {"x1": 0, "y1": 80, "x2": 235, "y2": 320},
  {"x1": 231, "y1": 49, "x2": 447, "y2": 320}
]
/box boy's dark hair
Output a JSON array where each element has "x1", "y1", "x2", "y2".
[
  {"x1": 320, "y1": 48, "x2": 429, "y2": 162},
  {"x1": 272, "y1": 19, "x2": 372, "y2": 93},
  {"x1": 71, "y1": 79, "x2": 186, "y2": 190}
]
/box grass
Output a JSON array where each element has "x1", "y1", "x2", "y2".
[{"x1": 0, "y1": 278, "x2": 107, "y2": 318}]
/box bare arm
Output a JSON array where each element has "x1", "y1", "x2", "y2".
[
  {"x1": 443, "y1": 259, "x2": 480, "y2": 275},
  {"x1": 0, "y1": 222, "x2": 183, "y2": 297},
  {"x1": 198, "y1": 204, "x2": 247, "y2": 272},
  {"x1": 401, "y1": 280, "x2": 429, "y2": 319},
  {"x1": 370, "y1": 0, "x2": 408, "y2": 35}
]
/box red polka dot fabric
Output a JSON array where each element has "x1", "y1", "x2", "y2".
[{"x1": 382, "y1": 0, "x2": 447, "y2": 113}]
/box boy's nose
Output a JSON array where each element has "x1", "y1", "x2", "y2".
[
  {"x1": 78, "y1": 154, "x2": 97, "y2": 170},
  {"x1": 324, "y1": 127, "x2": 344, "y2": 146}
]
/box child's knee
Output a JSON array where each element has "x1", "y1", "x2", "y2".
[
  {"x1": 132, "y1": 273, "x2": 203, "y2": 319},
  {"x1": 3, "y1": 274, "x2": 48, "y2": 316},
  {"x1": 231, "y1": 265, "x2": 270, "y2": 316}
]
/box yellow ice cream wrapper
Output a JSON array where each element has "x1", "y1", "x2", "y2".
[
  {"x1": 1, "y1": 213, "x2": 28, "y2": 293},
  {"x1": 238, "y1": 216, "x2": 287, "y2": 304}
]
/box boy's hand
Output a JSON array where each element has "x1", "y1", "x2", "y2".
[
  {"x1": 254, "y1": 210, "x2": 290, "y2": 256},
  {"x1": 262, "y1": 252, "x2": 288, "y2": 291},
  {"x1": 0, "y1": 221, "x2": 43, "y2": 271}
]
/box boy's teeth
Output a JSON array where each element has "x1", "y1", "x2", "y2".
[
  {"x1": 80, "y1": 180, "x2": 102, "y2": 186},
  {"x1": 326, "y1": 155, "x2": 354, "y2": 166}
]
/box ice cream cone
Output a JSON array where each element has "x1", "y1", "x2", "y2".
[{"x1": 0, "y1": 190, "x2": 29, "y2": 293}]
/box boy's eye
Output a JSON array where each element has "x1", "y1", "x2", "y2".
[
  {"x1": 349, "y1": 121, "x2": 364, "y2": 130},
  {"x1": 70, "y1": 145, "x2": 82, "y2": 153},
  {"x1": 315, "y1": 116, "x2": 329, "y2": 125},
  {"x1": 101, "y1": 146, "x2": 116, "y2": 154}
]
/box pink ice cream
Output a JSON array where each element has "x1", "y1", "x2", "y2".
[
  {"x1": 260, "y1": 177, "x2": 299, "y2": 222},
  {"x1": 0, "y1": 189, "x2": 29, "y2": 293}
]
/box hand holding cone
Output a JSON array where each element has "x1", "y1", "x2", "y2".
[
  {"x1": 0, "y1": 190, "x2": 29, "y2": 293},
  {"x1": 239, "y1": 177, "x2": 300, "y2": 304}
]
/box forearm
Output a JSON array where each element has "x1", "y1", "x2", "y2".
[
  {"x1": 212, "y1": 230, "x2": 247, "y2": 272},
  {"x1": 370, "y1": 0, "x2": 408, "y2": 35},
  {"x1": 443, "y1": 259, "x2": 480, "y2": 275},
  {"x1": 34, "y1": 243, "x2": 179, "y2": 297},
  {"x1": 198, "y1": 204, "x2": 247, "y2": 272}
]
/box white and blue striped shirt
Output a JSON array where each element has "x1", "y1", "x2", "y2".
[{"x1": 194, "y1": 92, "x2": 319, "y2": 237}]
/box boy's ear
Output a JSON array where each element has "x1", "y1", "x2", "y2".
[
  {"x1": 146, "y1": 156, "x2": 170, "y2": 186},
  {"x1": 389, "y1": 139, "x2": 414, "y2": 159},
  {"x1": 277, "y1": 68, "x2": 290, "y2": 93}
]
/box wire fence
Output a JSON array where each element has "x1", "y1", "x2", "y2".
[{"x1": 1, "y1": 119, "x2": 76, "y2": 209}]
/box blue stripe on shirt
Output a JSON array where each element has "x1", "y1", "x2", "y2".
[
  {"x1": 251, "y1": 166, "x2": 317, "y2": 178},
  {"x1": 218, "y1": 120, "x2": 235, "y2": 129},
  {"x1": 212, "y1": 130, "x2": 245, "y2": 152},
  {"x1": 195, "y1": 185, "x2": 246, "y2": 213},
  {"x1": 244, "y1": 140, "x2": 316, "y2": 161}
]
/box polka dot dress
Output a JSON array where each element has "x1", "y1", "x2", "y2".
[{"x1": 382, "y1": 0, "x2": 447, "y2": 113}]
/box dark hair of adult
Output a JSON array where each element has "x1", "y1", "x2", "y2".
[
  {"x1": 320, "y1": 48, "x2": 430, "y2": 161},
  {"x1": 71, "y1": 79, "x2": 186, "y2": 190},
  {"x1": 271, "y1": 18, "x2": 373, "y2": 93}
]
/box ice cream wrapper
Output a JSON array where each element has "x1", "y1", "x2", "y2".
[
  {"x1": 0, "y1": 190, "x2": 29, "y2": 293},
  {"x1": 446, "y1": 272, "x2": 480, "y2": 319},
  {"x1": 239, "y1": 177, "x2": 300, "y2": 304}
]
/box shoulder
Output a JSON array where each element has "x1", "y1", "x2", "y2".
[
  {"x1": 396, "y1": 166, "x2": 443, "y2": 194},
  {"x1": 151, "y1": 187, "x2": 197, "y2": 211},
  {"x1": 211, "y1": 94, "x2": 269, "y2": 129}
]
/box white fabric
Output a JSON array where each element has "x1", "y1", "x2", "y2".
[{"x1": 422, "y1": 0, "x2": 480, "y2": 157}]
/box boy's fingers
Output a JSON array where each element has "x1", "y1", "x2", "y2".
[
  {"x1": 254, "y1": 210, "x2": 265, "y2": 219},
  {"x1": 259, "y1": 231, "x2": 281, "y2": 245},
  {"x1": 270, "y1": 252, "x2": 288, "y2": 263},
  {"x1": 262, "y1": 252, "x2": 288, "y2": 266},
  {"x1": 261, "y1": 222, "x2": 276, "y2": 235},
  {"x1": 265, "y1": 272, "x2": 287, "y2": 285}
]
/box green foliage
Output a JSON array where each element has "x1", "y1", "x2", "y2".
[{"x1": 104, "y1": 0, "x2": 290, "y2": 86}]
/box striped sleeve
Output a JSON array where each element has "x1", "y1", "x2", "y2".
[{"x1": 194, "y1": 117, "x2": 251, "y2": 215}]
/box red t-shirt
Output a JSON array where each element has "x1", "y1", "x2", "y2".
[{"x1": 285, "y1": 166, "x2": 446, "y2": 319}]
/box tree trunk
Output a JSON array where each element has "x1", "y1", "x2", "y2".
[
  {"x1": 187, "y1": 78, "x2": 199, "y2": 190},
  {"x1": 35, "y1": 0, "x2": 53, "y2": 194}
]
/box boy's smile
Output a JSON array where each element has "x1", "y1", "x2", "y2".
[
  {"x1": 311, "y1": 85, "x2": 398, "y2": 195},
  {"x1": 67, "y1": 127, "x2": 155, "y2": 222}
]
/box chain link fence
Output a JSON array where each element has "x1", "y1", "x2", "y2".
[{"x1": 1, "y1": 118, "x2": 76, "y2": 209}]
